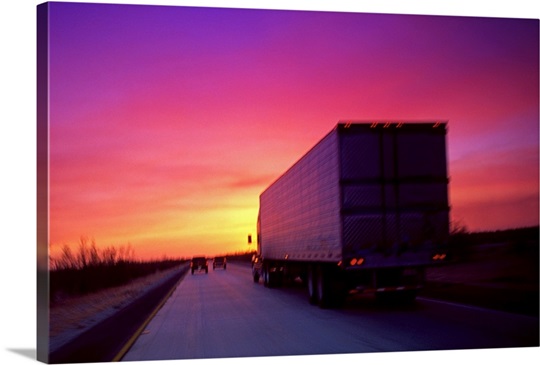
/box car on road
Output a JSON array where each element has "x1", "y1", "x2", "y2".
[
  {"x1": 191, "y1": 256, "x2": 208, "y2": 274},
  {"x1": 213, "y1": 256, "x2": 227, "y2": 270}
]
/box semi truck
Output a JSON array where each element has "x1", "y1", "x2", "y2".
[{"x1": 252, "y1": 122, "x2": 449, "y2": 308}]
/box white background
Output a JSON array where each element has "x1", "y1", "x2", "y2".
[{"x1": 1, "y1": 1, "x2": 538, "y2": 365}]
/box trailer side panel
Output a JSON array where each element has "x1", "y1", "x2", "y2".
[{"x1": 259, "y1": 129, "x2": 342, "y2": 262}]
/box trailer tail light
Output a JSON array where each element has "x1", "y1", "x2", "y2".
[
  {"x1": 432, "y1": 253, "x2": 447, "y2": 261},
  {"x1": 349, "y1": 257, "x2": 365, "y2": 266}
]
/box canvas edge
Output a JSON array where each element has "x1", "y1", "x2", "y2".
[{"x1": 37, "y1": 2, "x2": 50, "y2": 363}]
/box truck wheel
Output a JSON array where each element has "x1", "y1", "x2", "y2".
[
  {"x1": 264, "y1": 268, "x2": 276, "y2": 288},
  {"x1": 307, "y1": 266, "x2": 318, "y2": 305},
  {"x1": 263, "y1": 267, "x2": 270, "y2": 287},
  {"x1": 263, "y1": 264, "x2": 274, "y2": 287},
  {"x1": 316, "y1": 265, "x2": 346, "y2": 309},
  {"x1": 263, "y1": 264, "x2": 281, "y2": 288},
  {"x1": 253, "y1": 272, "x2": 260, "y2": 283},
  {"x1": 316, "y1": 265, "x2": 332, "y2": 308}
]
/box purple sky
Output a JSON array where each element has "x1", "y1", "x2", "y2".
[{"x1": 45, "y1": 2, "x2": 538, "y2": 259}]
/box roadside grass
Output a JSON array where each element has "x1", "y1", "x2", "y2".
[{"x1": 49, "y1": 239, "x2": 186, "y2": 302}]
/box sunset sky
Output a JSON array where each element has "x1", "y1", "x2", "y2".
[{"x1": 46, "y1": 2, "x2": 539, "y2": 260}]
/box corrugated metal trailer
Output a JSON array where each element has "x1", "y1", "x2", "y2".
[{"x1": 253, "y1": 122, "x2": 450, "y2": 308}]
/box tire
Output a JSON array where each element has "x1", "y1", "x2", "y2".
[
  {"x1": 316, "y1": 265, "x2": 331, "y2": 308},
  {"x1": 205, "y1": 267, "x2": 208, "y2": 274},
  {"x1": 263, "y1": 267, "x2": 271, "y2": 287},
  {"x1": 316, "y1": 265, "x2": 346, "y2": 309},
  {"x1": 262, "y1": 262, "x2": 284, "y2": 288},
  {"x1": 253, "y1": 272, "x2": 260, "y2": 283},
  {"x1": 191, "y1": 269, "x2": 194, "y2": 275},
  {"x1": 307, "y1": 266, "x2": 318, "y2": 305},
  {"x1": 263, "y1": 265, "x2": 275, "y2": 288}
]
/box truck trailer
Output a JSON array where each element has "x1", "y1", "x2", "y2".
[{"x1": 252, "y1": 122, "x2": 449, "y2": 308}]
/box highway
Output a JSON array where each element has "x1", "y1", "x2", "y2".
[{"x1": 121, "y1": 263, "x2": 538, "y2": 362}]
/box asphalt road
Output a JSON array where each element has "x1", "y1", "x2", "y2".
[{"x1": 121, "y1": 263, "x2": 538, "y2": 362}]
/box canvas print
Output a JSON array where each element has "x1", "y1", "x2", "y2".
[{"x1": 37, "y1": 1, "x2": 539, "y2": 364}]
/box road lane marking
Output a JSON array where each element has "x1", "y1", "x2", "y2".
[{"x1": 417, "y1": 297, "x2": 538, "y2": 318}]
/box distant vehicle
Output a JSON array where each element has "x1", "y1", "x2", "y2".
[
  {"x1": 213, "y1": 256, "x2": 227, "y2": 270},
  {"x1": 191, "y1": 256, "x2": 208, "y2": 275},
  {"x1": 253, "y1": 122, "x2": 450, "y2": 308}
]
